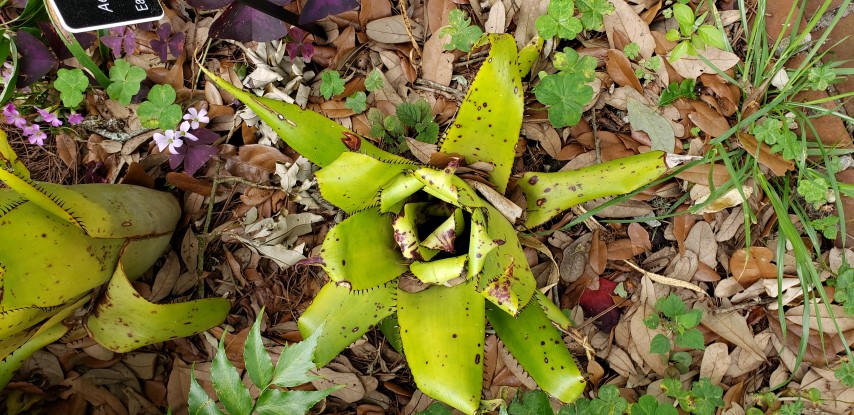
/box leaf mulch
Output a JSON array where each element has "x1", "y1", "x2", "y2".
[{"x1": 3, "y1": 0, "x2": 854, "y2": 414}]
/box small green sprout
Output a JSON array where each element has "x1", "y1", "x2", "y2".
[
  {"x1": 345, "y1": 91, "x2": 367, "y2": 113},
  {"x1": 751, "y1": 117, "x2": 802, "y2": 162},
  {"x1": 659, "y1": 79, "x2": 697, "y2": 106},
  {"x1": 661, "y1": 378, "x2": 724, "y2": 415},
  {"x1": 665, "y1": 4, "x2": 727, "y2": 62},
  {"x1": 320, "y1": 70, "x2": 345, "y2": 100},
  {"x1": 439, "y1": 9, "x2": 484, "y2": 52},
  {"x1": 365, "y1": 69, "x2": 384, "y2": 92},
  {"x1": 623, "y1": 42, "x2": 640, "y2": 60},
  {"x1": 644, "y1": 293, "x2": 705, "y2": 372}
]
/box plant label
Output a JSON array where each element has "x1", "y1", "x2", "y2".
[{"x1": 45, "y1": 0, "x2": 164, "y2": 33}]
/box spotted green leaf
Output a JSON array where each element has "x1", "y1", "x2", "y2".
[
  {"x1": 398, "y1": 283, "x2": 485, "y2": 415},
  {"x1": 440, "y1": 34, "x2": 522, "y2": 193}
]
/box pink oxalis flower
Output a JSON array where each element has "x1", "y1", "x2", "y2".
[
  {"x1": 183, "y1": 107, "x2": 209, "y2": 130},
  {"x1": 153, "y1": 129, "x2": 184, "y2": 154},
  {"x1": 36, "y1": 107, "x2": 63, "y2": 127},
  {"x1": 67, "y1": 113, "x2": 84, "y2": 125},
  {"x1": 3, "y1": 104, "x2": 26, "y2": 128}
]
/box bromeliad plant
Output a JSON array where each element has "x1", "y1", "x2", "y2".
[
  {"x1": 203, "y1": 34, "x2": 676, "y2": 414},
  {"x1": 0, "y1": 130, "x2": 230, "y2": 389}
]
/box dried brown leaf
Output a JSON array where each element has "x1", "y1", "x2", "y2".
[
  {"x1": 606, "y1": 49, "x2": 643, "y2": 93},
  {"x1": 685, "y1": 221, "x2": 717, "y2": 268},
  {"x1": 688, "y1": 100, "x2": 731, "y2": 137},
  {"x1": 700, "y1": 342, "x2": 731, "y2": 385}
]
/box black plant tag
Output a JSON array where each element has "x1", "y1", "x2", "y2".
[{"x1": 45, "y1": 0, "x2": 164, "y2": 33}]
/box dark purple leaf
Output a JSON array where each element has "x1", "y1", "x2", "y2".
[
  {"x1": 209, "y1": 0, "x2": 289, "y2": 42},
  {"x1": 150, "y1": 23, "x2": 185, "y2": 62},
  {"x1": 186, "y1": 0, "x2": 235, "y2": 10},
  {"x1": 11, "y1": 0, "x2": 27, "y2": 7},
  {"x1": 101, "y1": 26, "x2": 136, "y2": 59},
  {"x1": 298, "y1": 0, "x2": 359, "y2": 24},
  {"x1": 285, "y1": 26, "x2": 315, "y2": 60},
  {"x1": 170, "y1": 128, "x2": 220, "y2": 175},
  {"x1": 15, "y1": 31, "x2": 57, "y2": 88}
]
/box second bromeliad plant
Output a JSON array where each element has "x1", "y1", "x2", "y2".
[{"x1": 205, "y1": 34, "x2": 677, "y2": 414}]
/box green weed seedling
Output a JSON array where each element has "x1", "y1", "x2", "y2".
[
  {"x1": 644, "y1": 293, "x2": 705, "y2": 373},
  {"x1": 364, "y1": 69, "x2": 384, "y2": 92},
  {"x1": 658, "y1": 79, "x2": 696, "y2": 107},
  {"x1": 345, "y1": 69, "x2": 384, "y2": 114},
  {"x1": 345, "y1": 91, "x2": 367, "y2": 113},
  {"x1": 319, "y1": 70, "x2": 345, "y2": 100},
  {"x1": 439, "y1": 9, "x2": 483, "y2": 53},
  {"x1": 367, "y1": 98, "x2": 439, "y2": 153},
  {"x1": 137, "y1": 84, "x2": 183, "y2": 130},
  {"x1": 664, "y1": 4, "x2": 727, "y2": 62},
  {"x1": 106, "y1": 58, "x2": 146, "y2": 105},
  {"x1": 661, "y1": 378, "x2": 724, "y2": 415},
  {"x1": 189, "y1": 311, "x2": 341, "y2": 414}
]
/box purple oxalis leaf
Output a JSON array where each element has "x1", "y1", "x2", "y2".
[
  {"x1": 15, "y1": 30, "x2": 58, "y2": 88},
  {"x1": 298, "y1": 0, "x2": 359, "y2": 24},
  {"x1": 170, "y1": 128, "x2": 219, "y2": 175},
  {"x1": 285, "y1": 26, "x2": 315, "y2": 60},
  {"x1": 150, "y1": 23, "x2": 186, "y2": 62},
  {"x1": 209, "y1": 0, "x2": 290, "y2": 42},
  {"x1": 101, "y1": 26, "x2": 136, "y2": 59}
]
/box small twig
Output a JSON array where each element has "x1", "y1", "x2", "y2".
[
  {"x1": 709, "y1": 297, "x2": 775, "y2": 315},
  {"x1": 197, "y1": 161, "x2": 224, "y2": 297},
  {"x1": 455, "y1": 56, "x2": 488, "y2": 68},
  {"x1": 414, "y1": 79, "x2": 465, "y2": 100},
  {"x1": 217, "y1": 176, "x2": 282, "y2": 191},
  {"x1": 398, "y1": 0, "x2": 422, "y2": 58}
]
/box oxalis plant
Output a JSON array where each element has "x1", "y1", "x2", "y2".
[
  {"x1": 0, "y1": 130, "x2": 230, "y2": 388},
  {"x1": 203, "y1": 34, "x2": 681, "y2": 414}
]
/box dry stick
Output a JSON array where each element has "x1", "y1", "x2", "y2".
[
  {"x1": 197, "y1": 161, "x2": 224, "y2": 297},
  {"x1": 398, "y1": 0, "x2": 422, "y2": 58},
  {"x1": 414, "y1": 79, "x2": 466, "y2": 100},
  {"x1": 217, "y1": 176, "x2": 282, "y2": 191}
]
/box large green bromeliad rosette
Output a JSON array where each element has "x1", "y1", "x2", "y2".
[
  {"x1": 0, "y1": 131, "x2": 230, "y2": 388},
  {"x1": 203, "y1": 34, "x2": 673, "y2": 414}
]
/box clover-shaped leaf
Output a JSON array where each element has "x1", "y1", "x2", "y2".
[
  {"x1": 54, "y1": 68, "x2": 89, "y2": 108},
  {"x1": 345, "y1": 91, "x2": 367, "y2": 113},
  {"x1": 365, "y1": 69, "x2": 384, "y2": 92},
  {"x1": 137, "y1": 84, "x2": 182, "y2": 130},
  {"x1": 534, "y1": 72, "x2": 593, "y2": 128},
  {"x1": 553, "y1": 48, "x2": 597, "y2": 81},
  {"x1": 535, "y1": 0, "x2": 582, "y2": 40},
  {"x1": 576, "y1": 0, "x2": 615, "y2": 31},
  {"x1": 106, "y1": 59, "x2": 146, "y2": 105},
  {"x1": 320, "y1": 70, "x2": 344, "y2": 100},
  {"x1": 439, "y1": 9, "x2": 484, "y2": 52}
]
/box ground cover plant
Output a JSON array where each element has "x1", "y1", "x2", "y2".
[{"x1": 2, "y1": 0, "x2": 854, "y2": 413}]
